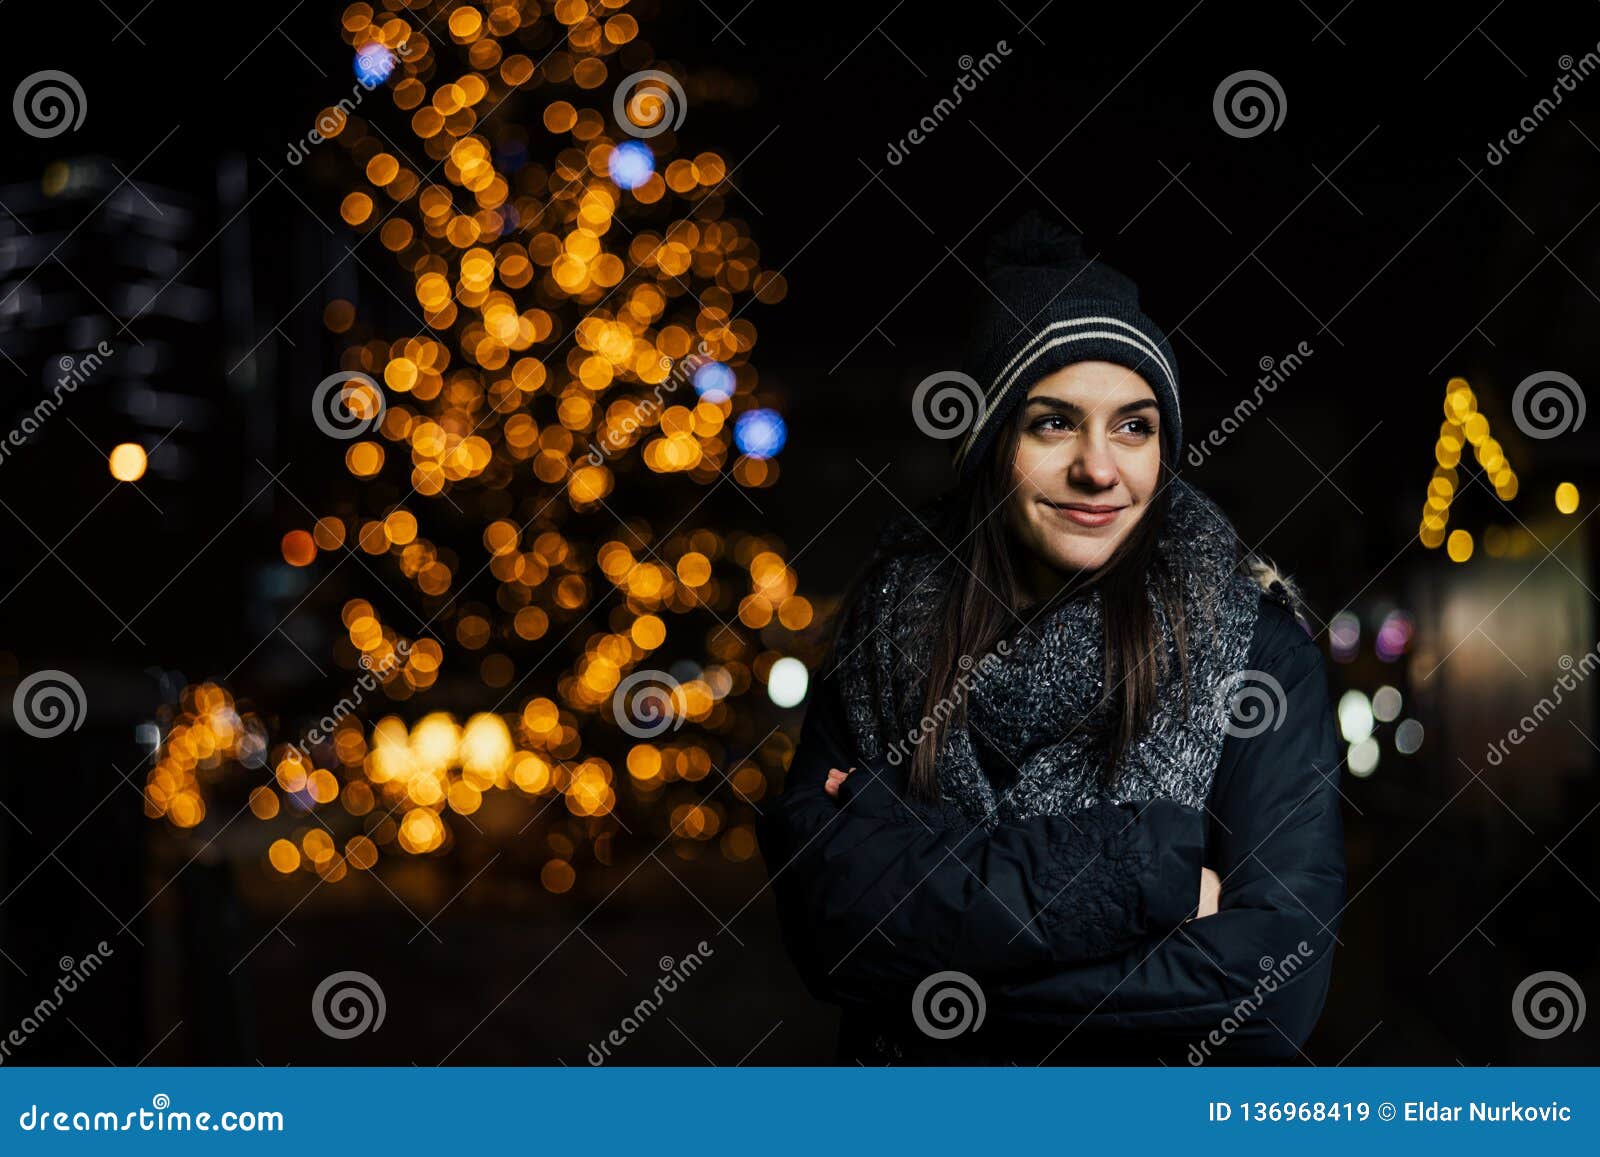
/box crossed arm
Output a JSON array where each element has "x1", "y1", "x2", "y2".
[
  {"x1": 756, "y1": 616, "x2": 1346, "y2": 1057},
  {"x1": 756, "y1": 670, "x2": 1211, "y2": 1000}
]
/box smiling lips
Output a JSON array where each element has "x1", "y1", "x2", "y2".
[{"x1": 1043, "y1": 500, "x2": 1126, "y2": 528}]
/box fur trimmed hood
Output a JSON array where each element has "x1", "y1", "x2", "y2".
[{"x1": 1240, "y1": 553, "x2": 1310, "y2": 629}]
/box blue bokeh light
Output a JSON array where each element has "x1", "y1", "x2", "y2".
[
  {"x1": 608, "y1": 141, "x2": 655, "y2": 190},
  {"x1": 354, "y1": 43, "x2": 397, "y2": 87},
  {"x1": 692, "y1": 361, "x2": 735, "y2": 403},
  {"x1": 735, "y1": 409, "x2": 787, "y2": 459}
]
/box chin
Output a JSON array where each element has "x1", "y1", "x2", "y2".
[{"x1": 1043, "y1": 536, "x2": 1120, "y2": 573}]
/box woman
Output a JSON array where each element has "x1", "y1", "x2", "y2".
[{"x1": 756, "y1": 214, "x2": 1347, "y2": 1065}]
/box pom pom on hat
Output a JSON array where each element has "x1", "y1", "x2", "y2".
[{"x1": 983, "y1": 209, "x2": 1088, "y2": 273}]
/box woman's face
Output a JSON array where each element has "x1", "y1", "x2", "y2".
[{"x1": 1004, "y1": 360, "x2": 1162, "y2": 578}]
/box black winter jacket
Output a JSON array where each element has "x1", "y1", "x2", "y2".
[{"x1": 757, "y1": 592, "x2": 1347, "y2": 1065}]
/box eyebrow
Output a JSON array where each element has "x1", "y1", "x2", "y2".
[{"x1": 1025, "y1": 396, "x2": 1159, "y2": 417}]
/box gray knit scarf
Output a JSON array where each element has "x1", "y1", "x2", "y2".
[{"x1": 833, "y1": 476, "x2": 1272, "y2": 828}]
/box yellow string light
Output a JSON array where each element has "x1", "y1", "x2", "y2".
[{"x1": 1418, "y1": 377, "x2": 1520, "y2": 552}]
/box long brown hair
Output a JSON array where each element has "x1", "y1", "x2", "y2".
[{"x1": 898, "y1": 413, "x2": 1191, "y2": 802}]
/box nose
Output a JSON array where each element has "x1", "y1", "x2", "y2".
[{"x1": 1067, "y1": 432, "x2": 1120, "y2": 491}]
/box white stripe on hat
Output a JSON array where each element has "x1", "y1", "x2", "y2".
[
  {"x1": 955, "y1": 323, "x2": 1177, "y2": 469},
  {"x1": 994, "y1": 316, "x2": 1175, "y2": 401}
]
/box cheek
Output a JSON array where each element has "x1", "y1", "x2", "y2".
[
  {"x1": 1011, "y1": 439, "x2": 1061, "y2": 486},
  {"x1": 1008, "y1": 445, "x2": 1033, "y2": 497},
  {"x1": 1125, "y1": 444, "x2": 1162, "y2": 497},
  {"x1": 1004, "y1": 476, "x2": 1035, "y2": 537}
]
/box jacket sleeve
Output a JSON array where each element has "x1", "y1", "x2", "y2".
[
  {"x1": 756, "y1": 666, "x2": 1210, "y2": 1012},
  {"x1": 976, "y1": 604, "x2": 1348, "y2": 1060}
]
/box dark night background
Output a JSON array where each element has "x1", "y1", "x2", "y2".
[{"x1": 1, "y1": 0, "x2": 1598, "y2": 1065}]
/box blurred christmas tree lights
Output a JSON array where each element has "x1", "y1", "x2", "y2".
[{"x1": 142, "y1": 0, "x2": 812, "y2": 895}]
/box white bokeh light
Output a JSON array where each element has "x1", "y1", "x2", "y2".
[
  {"x1": 1372, "y1": 685, "x2": 1402, "y2": 723},
  {"x1": 1338, "y1": 689, "x2": 1374, "y2": 744},
  {"x1": 767, "y1": 657, "x2": 809, "y2": 708},
  {"x1": 1348, "y1": 737, "x2": 1380, "y2": 777}
]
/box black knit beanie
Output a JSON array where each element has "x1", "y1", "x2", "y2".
[{"x1": 952, "y1": 211, "x2": 1181, "y2": 479}]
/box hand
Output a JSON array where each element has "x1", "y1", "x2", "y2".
[
  {"x1": 823, "y1": 766, "x2": 853, "y2": 799},
  {"x1": 1191, "y1": 867, "x2": 1221, "y2": 920}
]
